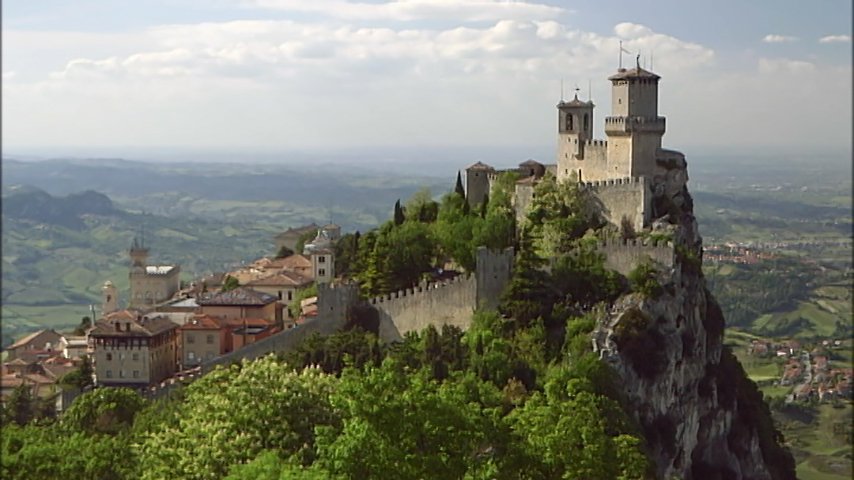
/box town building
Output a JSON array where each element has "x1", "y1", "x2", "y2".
[
  {"x1": 197, "y1": 287, "x2": 281, "y2": 323},
  {"x1": 89, "y1": 311, "x2": 179, "y2": 388},
  {"x1": 4, "y1": 329, "x2": 64, "y2": 362},
  {"x1": 274, "y1": 223, "x2": 319, "y2": 254}
]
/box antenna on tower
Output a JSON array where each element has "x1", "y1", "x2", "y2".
[
  {"x1": 618, "y1": 40, "x2": 623, "y2": 69},
  {"x1": 587, "y1": 79, "x2": 592, "y2": 101},
  {"x1": 560, "y1": 78, "x2": 564, "y2": 101},
  {"x1": 650, "y1": 51, "x2": 654, "y2": 70}
]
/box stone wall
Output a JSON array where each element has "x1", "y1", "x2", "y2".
[
  {"x1": 371, "y1": 275, "x2": 477, "y2": 342},
  {"x1": 596, "y1": 237, "x2": 674, "y2": 276},
  {"x1": 369, "y1": 247, "x2": 514, "y2": 342},
  {"x1": 582, "y1": 176, "x2": 650, "y2": 232},
  {"x1": 199, "y1": 282, "x2": 359, "y2": 373}
]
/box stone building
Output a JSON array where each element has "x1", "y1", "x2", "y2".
[
  {"x1": 89, "y1": 311, "x2": 179, "y2": 388},
  {"x1": 128, "y1": 238, "x2": 181, "y2": 309}
]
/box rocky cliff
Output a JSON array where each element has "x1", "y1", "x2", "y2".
[{"x1": 593, "y1": 159, "x2": 797, "y2": 480}]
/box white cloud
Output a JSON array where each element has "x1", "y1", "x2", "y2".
[
  {"x1": 758, "y1": 57, "x2": 815, "y2": 74},
  {"x1": 762, "y1": 34, "x2": 798, "y2": 43},
  {"x1": 819, "y1": 34, "x2": 851, "y2": 44},
  {"x1": 242, "y1": 0, "x2": 565, "y2": 22},
  {"x1": 2, "y1": 71, "x2": 16, "y2": 80}
]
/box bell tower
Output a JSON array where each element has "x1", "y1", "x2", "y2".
[{"x1": 556, "y1": 89, "x2": 594, "y2": 182}]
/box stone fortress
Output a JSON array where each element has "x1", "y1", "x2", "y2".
[
  {"x1": 464, "y1": 59, "x2": 688, "y2": 235},
  {"x1": 86, "y1": 63, "x2": 690, "y2": 385}
]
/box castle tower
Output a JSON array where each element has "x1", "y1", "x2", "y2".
[
  {"x1": 464, "y1": 162, "x2": 495, "y2": 207},
  {"x1": 129, "y1": 237, "x2": 149, "y2": 272},
  {"x1": 101, "y1": 280, "x2": 118, "y2": 316},
  {"x1": 128, "y1": 237, "x2": 149, "y2": 308},
  {"x1": 604, "y1": 61, "x2": 666, "y2": 178}
]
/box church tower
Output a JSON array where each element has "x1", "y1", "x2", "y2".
[
  {"x1": 604, "y1": 59, "x2": 666, "y2": 178},
  {"x1": 556, "y1": 92, "x2": 594, "y2": 166}
]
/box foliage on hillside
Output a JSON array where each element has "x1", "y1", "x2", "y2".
[{"x1": 0, "y1": 177, "x2": 659, "y2": 478}]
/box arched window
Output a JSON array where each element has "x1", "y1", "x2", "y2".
[
  {"x1": 583, "y1": 114, "x2": 589, "y2": 131},
  {"x1": 567, "y1": 114, "x2": 574, "y2": 130}
]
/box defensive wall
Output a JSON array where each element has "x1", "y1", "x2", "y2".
[
  {"x1": 581, "y1": 176, "x2": 650, "y2": 232},
  {"x1": 596, "y1": 237, "x2": 675, "y2": 276},
  {"x1": 199, "y1": 282, "x2": 360, "y2": 373},
  {"x1": 369, "y1": 246, "x2": 514, "y2": 342}
]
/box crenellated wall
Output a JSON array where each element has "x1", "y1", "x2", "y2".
[
  {"x1": 371, "y1": 247, "x2": 514, "y2": 342},
  {"x1": 371, "y1": 275, "x2": 477, "y2": 342},
  {"x1": 595, "y1": 237, "x2": 674, "y2": 276},
  {"x1": 581, "y1": 176, "x2": 651, "y2": 232}
]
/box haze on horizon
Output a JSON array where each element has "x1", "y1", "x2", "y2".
[{"x1": 2, "y1": 0, "x2": 852, "y2": 160}]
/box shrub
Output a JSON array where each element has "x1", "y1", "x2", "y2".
[{"x1": 627, "y1": 258, "x2": 663, "y2": 298}]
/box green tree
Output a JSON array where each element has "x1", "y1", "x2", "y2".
[
  {"x1": 61, "y1": 387, "x2": 147, "y2": 435},
  {"x1": 139, "y1": 357, "x2": 340, "y2": 480},
  {"x1": 275, "y1": 245, "x2": 295, "y2": 258},
  {"x1": 289, "y1": 284, "x2": 318, "y2": 319},
  {"x1": 315, "y1": 360, "x2": 510, "y2": 480},
  {"x1": 73, "y1": 316, "x2": 93, "y2": 336},
  {"x1": 393, "y1": 199, "x2": 406, "y2": 226},
  {"x1": 454, "y1": 171, "x2": 465, "y2": 198},
  {"x1": 6, "y1": 384, "x2": 34, "y2": 426},
  {"x1": 499, "y1": 228, "x2": 553, "y2": 326},
  {"x1": 221, "y1": 275, "x2": 240, "y2": 292},
  {"x1": 404, "y1": 188, "x2": 439, "y2": 223}
]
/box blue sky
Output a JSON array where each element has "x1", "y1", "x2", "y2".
[{"x1": 2, "y1": 0, "x2": 851, "y2": 157}]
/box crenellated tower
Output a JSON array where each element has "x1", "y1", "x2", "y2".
[{"x1": 604, "y1": 62, "x2": 666, "y2": 179}]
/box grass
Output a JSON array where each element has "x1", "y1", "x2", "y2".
[{"x1": 778, "y1": 402, "x2": 853, "y2": 480}]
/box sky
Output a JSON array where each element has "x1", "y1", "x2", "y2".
[{"x1": 2, "y1": 0, "x2": 852, "y2": 160}]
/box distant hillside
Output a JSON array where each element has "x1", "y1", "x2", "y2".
[{"x1": 2, "y1": 187, "x2": 118, "y2": 229}]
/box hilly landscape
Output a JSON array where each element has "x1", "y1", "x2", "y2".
[{"x1": 2, "y1": 152, "x2": 851, "y2": 479}]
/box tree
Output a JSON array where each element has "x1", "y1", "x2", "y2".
[
  {"x1": 314, "y1": 360, "x2": 510, "y2": 480},
  {"x1": 6, "y1": 384, "x2": 34, "y2": 426},
  {"x1": 221, "y1": 275, "x2": 240, "y2": 292},
  {"x1": 60, "y1": 355, "x2": 94, "y2": 391},
  {"x1": 139, "y1": 357, "x2": 340, "y2": 480},
  {"x1": 276, "y1": 245, "x2": 295, "y2": 258},
  {"x1": 61, "y1": 387, "x2": 147, "y2": 435},
  {"x1": 73, "y1": 316, "x2": 92, "y2": 336},
  {"x1": 393, "y1": 199, "x2": 405, "y2": 226},
  {"x1": 454, "y1": 171, "x2": 465, "y2": 198},
  {"x1": 405, "y1": 188, "x2": 438, "y2": 223},
  {"x1": 499, "y1": 227, "x2": 553, "y2": 326},
  {"x1": 289, "y1": 284, "x2": 318, "y2": 319}
]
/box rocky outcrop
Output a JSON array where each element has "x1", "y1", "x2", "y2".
[{"x1": 593, "y1": 160, "x2": 796, "y2": 479}]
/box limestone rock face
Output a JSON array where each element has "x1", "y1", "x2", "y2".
[{"x1": 593, "y1": 165, "x2": 795, "y2": 479}]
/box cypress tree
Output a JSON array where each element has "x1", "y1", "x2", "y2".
[
  {"x1": 454, "y1": 171, "x2": 465, "y2": 198},
  {"x1": 393, "y1": 199, "x2": 405, "y2": 226}
]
